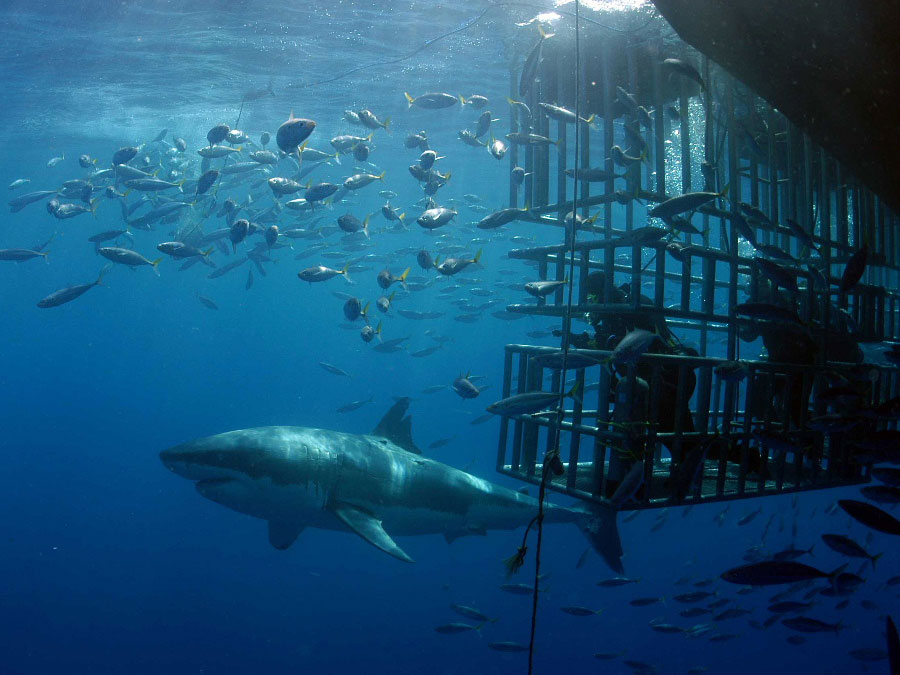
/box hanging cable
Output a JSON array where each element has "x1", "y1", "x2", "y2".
[
  {"x1": 286, "y1": 2, "x2": 655, "y2": 91},
  {"x1": 524, "y1": 1, "x2": 583, "y2": 673}
]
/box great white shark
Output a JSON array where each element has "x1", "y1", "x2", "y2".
[{"x1": 160, "y1": 398, "x2": 624, "y2": 572}]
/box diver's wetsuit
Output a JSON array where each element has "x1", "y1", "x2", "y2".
[{"x1": 563, "y1": 272, "x2": 699, "y2": 465}]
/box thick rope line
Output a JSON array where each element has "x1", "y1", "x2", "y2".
[{"x1": 526, "y1": 1, "x2": 582, "y2": 672}]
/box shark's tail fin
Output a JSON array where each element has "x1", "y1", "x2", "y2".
[{"x1": 572, "y1": 502, "x2": 624, "y2": 574}]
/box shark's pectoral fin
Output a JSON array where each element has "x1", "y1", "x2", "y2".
[
  {"x1": 330, "y1": 503, "x2": 414, "y2": 563},
  {"x1": 268, "y1": 519, "x2": 304, "y2": 550}
]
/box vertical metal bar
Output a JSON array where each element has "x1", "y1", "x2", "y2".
[
  {"x1": 695, "y1": 365, "x2": 712, "y2": 433},
  {"x1": 580, "y1": 47, "x2": 591, "y2": 219},
  {"x1": 801, "y1": 134, "x2": 813, "y2": 261},
  {"x1": 725, "y1": 75, "x2": 740, "y2": 362},
  {"x1": 497, "y1": 347, "x2": 514, "y2": 472},
  {"x1": 521, "y1": 357, "x2": 542, "y2": 477},
  {"x1": 511, "y1": 352, "x2": 529, "y2": 472},
  {"x1": 600, "y1": 38, "x2": 615, "y2": 300},
  {"x1": 566, "y1": 369, "x2": 586, "y2": 491},
  {"x1": 534, "y1": 55, "x2": 550, "y2": 208},
  {"x1": 508, "y1": 68, "x2": 520, "y2": 209},
  {"x1": 556, "y1": 54, "x2": 568, "y2": 222},
  {"x1": 768, "y1": 107, "x2": 780, "y2": 247},
  {"x1": 670, "y1": 362, "x2": 690, "y2": 468},
  {"x1": 680, "y1": 253, "x2": 692, "y2": 313},
  {"x1": 679, "y1": 76, "x2": 691, "y2": 196},
  {"x1": 653, "y1": 51, "x2": 666, "y2": 198},
  {"x1": 578, "y1": 250, "x2": 589, "y2": 305},
  {"x1": 594, "y1": 365, "x2": 612, "y2": 498},
  {"x1": 655, "y1": 243, "x2": 666, "y2": 310},
  {"x1": 644, "y1": 364, "x2": 662, "y2": 502},
  {"x1": 537, "y1": 257, "x2": 548, "y2": 308}
]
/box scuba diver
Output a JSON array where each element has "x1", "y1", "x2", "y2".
[{"x1": 556, "y1": 270, "x2": 700, "y2": 497}]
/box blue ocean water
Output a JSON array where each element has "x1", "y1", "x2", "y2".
[{"x1": 1, "y1": 1, "x2": 897, "y2": 674}]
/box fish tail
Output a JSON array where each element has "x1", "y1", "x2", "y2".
[
  {"x1": 399, "y1": 266, "x2": 410, "y2": 290},
  {"x1": 362, "y1": 214, "x2": 371, "y2": 239},
  {"x1": 96, "y1": 263, "x2": 112, "y2": 286},
  {"x1": 296, "y1": 139, "x2": 309, "y2": 168},
  {"x1": 378, "y1": 171, "x2": 386, "y2": 181},
  {"x1": 567, "y1": 381, "x2": 582, "y2": 405},
  {"x1": 382, "y1": 116, "x2": 391, "y2": 133},
  {"x1": 375, "y1": 320, "x2": 383, "y2": 342},
  {"x1": 827, "y1": 562, "x2": 849, "y2": 586},
  {"x1": 719, "y1": 181, "x2": 732, "y2": 202},
  {"x1": 202, "y1": 247, "x2": 214, "y2": 257},
  {"x1": 151, "y1": 257, "x2": 162, "y2": 277},
  {"x1": 872, "y1": 552, "x2": 883, "y2": 570},
  {"x1": 473, "y1": 248, "x2": 483, "y2": 264},
  {"x1": 404, "y1": 92, "x2": 414, "y2": 108},
  {"x1": 341, "y1": 263, "x2": 353, "y2": 284}
]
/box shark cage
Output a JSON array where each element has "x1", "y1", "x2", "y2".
[{"x1": 493, "y1": 14, "x2": 900, "y2": 512}]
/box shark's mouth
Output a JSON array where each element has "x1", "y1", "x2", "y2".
[{"x1": 195, "y1": 477, "x2": 239, "y2": 503}]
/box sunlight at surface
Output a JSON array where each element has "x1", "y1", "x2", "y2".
[{"x1": 556, "y1": 0, "x2": 652, "y2": 11}]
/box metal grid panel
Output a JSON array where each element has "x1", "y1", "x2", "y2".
[
  {"x1": 495, "y1": 31, "x2": 900, "y2": 508},
  {"x1": 496, "y1": 346, "x2": 875, "y2": 508}
]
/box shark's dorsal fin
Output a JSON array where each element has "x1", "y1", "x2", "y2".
[
  {"x1": 267, "y1": 520, "x2": 304, "y2": 550},
  {"x1": 330, "y1": 502, "x2": 414, "y2": 563},
  {"x1": 372, "y1": 397, "x2": 421, "y2": 454}
]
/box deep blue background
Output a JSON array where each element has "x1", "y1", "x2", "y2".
[{"x1": 0, "y1": 1, "x2": 897, "y2": 673}]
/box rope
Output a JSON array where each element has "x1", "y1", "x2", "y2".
[{"x1": 526, "y1": 1, "x2": 583, "y2": 672}]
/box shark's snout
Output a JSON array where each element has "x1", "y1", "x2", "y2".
[
  {"x1": 159, "y1": 448, "x2": 178, "y2": 472},
  {"x1": 158, "y1": 440, "x2": 224, "y2": 481}
]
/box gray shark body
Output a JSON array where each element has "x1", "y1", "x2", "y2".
[{"x1": 160, "y1": 399, "x2": 623, "y2": 572}]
